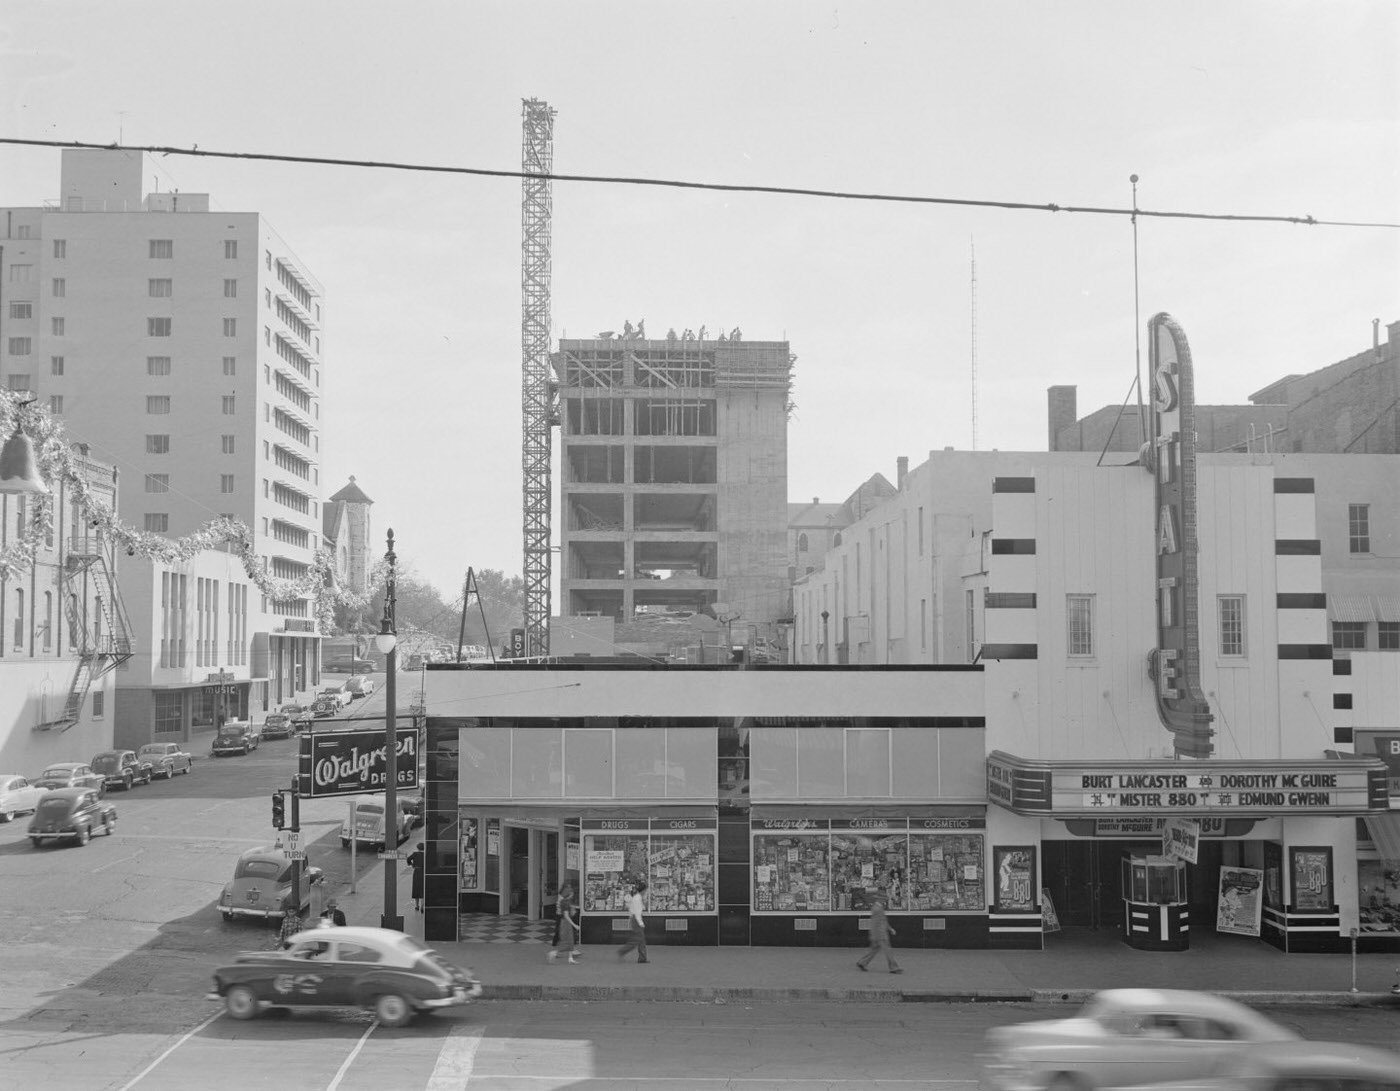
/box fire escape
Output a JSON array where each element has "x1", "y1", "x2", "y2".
[{"x1": 35, "y1": 530, "x2": 135, "y2": 732}]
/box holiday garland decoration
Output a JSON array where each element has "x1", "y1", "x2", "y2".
[{"x1": 1, "y1": 388, "x2": 385, "y2": 628}]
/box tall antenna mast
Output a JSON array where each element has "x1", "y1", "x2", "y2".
[
  {"x1": 521, "y1": 98, "x2": 557, "y2": 658},
  {"x1": 970, "y1": 238, "x2": 979, "y2": 451}
]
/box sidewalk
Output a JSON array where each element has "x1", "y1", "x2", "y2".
[{"x1": 325, "y1": 869, "x2": 1400, "y2": 1007}]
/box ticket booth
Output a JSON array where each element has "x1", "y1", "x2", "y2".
[{"x1": 1122, "y1": 853, "x2": 1189, "y2": 951}]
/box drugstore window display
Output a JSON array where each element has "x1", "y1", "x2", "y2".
[{"x1": 581, "y1": 820, "x2": 718, "y2": 914}]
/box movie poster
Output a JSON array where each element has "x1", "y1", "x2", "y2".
[
  {"x1": 1216, "y1": 866, "x2": 1263, "y2": 936},
  {"x1": 994, "y1": 847, "x2": 1036, "y2": 912}
]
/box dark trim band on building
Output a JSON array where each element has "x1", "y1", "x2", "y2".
[
  {"x1": 1273, "y1": 478, "x2": 1316, "y2": 493},
  {"x1": 1277, "y1": 593, "x2": 1327, "y2": 609},
  {"x1": 1275, "y1": 539, "x2": 1322, "y2": 555},
  {"x1": 1278, "y1": 644, "x2": 1334, "y2": 659},
  {"x1": 992, "y1": 477, "x2": 1036, "y2": 493},
  {"x1": 985, "y1": 592, "x2": 1037, "y2": 609},
  {"x1": 990, "y1": 539, "x2": 1036, "y2": 555},
  {"x1": 979, "y1": 644, "x2": 1038, "y2": 660}
]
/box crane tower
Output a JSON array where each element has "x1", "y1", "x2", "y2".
[{"x1": 521, "y1": 98, "x2": 557, "y2": 657}]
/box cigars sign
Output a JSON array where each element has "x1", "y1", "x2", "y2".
[
  {"x1": 986, "y1": 751, "x2": 1388, "y2": 817},
  {"x1": 297, "y1": 728, "x2": 420, "y2": 798}
]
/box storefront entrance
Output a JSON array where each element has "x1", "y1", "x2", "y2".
[
  {"x1": 1044, "y1": 839, "x2": 1233, "y2": 934},
  {"x1": 500, "y1": 823, "x2": 560, "y2": 920}
]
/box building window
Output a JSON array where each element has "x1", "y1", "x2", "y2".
[
  {"x1": 145, "y1": 474, "x2": 170, "y2": 493},
  {"x1": 1379, "y1": 622, "x2": 1399, "y2": 651},
  {"x1": 220, "y1": 474, "x2": 234, "y2": 493},
  {"x1": 265, "y1": 250, "x2": 272, "y2": 270},
  {"x1": 148, "y1": 317, "x2": 172, "y2": 337},
  {"x1": 51, "y1": 356, "x2": 64, "y2": 375},
  {"x1": 48, "y1": 395, "x2": 62, "y2": 414},
  {"x1": 144, "y1": 513, "x2": 170, "y2": 533},
  {"x1": 146, "y1": 395, "x2": 171, "y2": 414},
  {"x1": 9, "y1": 301, "x2": 31, "y2": 319},
  {"x1": 92, "y1": 691, "x2": 104, "y2": 718},
  {"x1": 224, "y1": 240, "x2": 238, "y2": 259},
  {"x1": 146, "y1": 434, "x2": 170, "y2": 454},
  {"x1": 222, "y1": 395, "x2": 236, "y2": 415},
  {"x1": 222, "y1": 356, "x2": 236, "y2": 376},
  {"x1": 51, "y1": 317, "x2": 65, "y2": 336},
  {"x1": 6, "y1": 373, "x2": 31, "y2": 391},
  {"x1": 147, "y1": 355, "x2": 171, "y2": 376},
  {"x1": 221, "y1": 434, "x2": 235, "y2": 454},
  {"x1": 920, "y1": 598, "x2": 927, "y2": 651},
  {"x1": 1218, "y1": 595, "x2": 1246, "y2": 657},
  {"x1": 150, "y1": 239, "x2": 173, "y2": 258},
  {"x1": 264, "y1": 288, "x2": 272, "y2": 308},
  {"x1": 1067, "y1": 594, "x2": 1095, "y2": 657},
  {"x1": 223, "y1": 278, "x2": 238, "y2": 298},
  {"x1": 51, "y1": 278, "x2": 66, "y2": 297},
  {"x1": 53, "y1": 239, "x2": 67, "y2": 258},
  {"x1": 1348, "y1": 504, "x2": 1370, "y2": 553},
  {"x1": 9, "y1": 264, "x2": 32, "y2": 282},
  {"x1": 1332, "y1": 621, "x2": 1367, "y2": 651},
  {"x1": 7, "y1": 337, "x2": 31, "y2": 355},
  {"x1": 797, "y1": 532, "x2": 808, "y2": 552},
  {"x1": 222, "y1": 318, "x2": 237, "y2": 337},
  {"x1": 148, "y1": 278, "x2": 172, "y2": 297}
]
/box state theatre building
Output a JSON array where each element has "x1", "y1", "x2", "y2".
[{"x1": 416, "y1": 663, "x2": 1053, "y2": 949}]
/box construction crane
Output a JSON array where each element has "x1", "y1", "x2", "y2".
[{"x1": 521, "y1": 98, "x2": 557, "y2": 657}]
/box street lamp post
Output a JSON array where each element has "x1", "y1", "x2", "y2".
[{"x1": 373, "y1": 529, "x2": 403, "y2": 932}]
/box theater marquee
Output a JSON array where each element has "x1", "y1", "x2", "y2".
[{"x1": 986, "y1": 751, "x2": 1388, "y2": 817}]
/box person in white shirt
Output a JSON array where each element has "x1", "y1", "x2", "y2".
[{"x1": 616, "y1": 879, "x2": 649, "y2": 964}]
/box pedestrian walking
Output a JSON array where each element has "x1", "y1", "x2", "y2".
[
  {"x1": 616, "y1": 879, "x2": 649, "y2": 964},
  {"x1": 319, "y1": 897, "x2": 346, "y2": 927},
  {"x1": 855, "y1": 892, "x2": 902, "y2": 974},
  {"x1": 548, "y1": 882, "x2": 582, "y2": 963},
  {"x1": 407, "y1": 842, "x2": 425, "y2": 912},
  {"x1": 275, "y1": 907, "x2": 302, "y2": 949}
]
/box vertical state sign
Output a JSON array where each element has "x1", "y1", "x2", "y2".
[{"x1": 1143, "y1": 312, "x2": 1215, "y2": 759}]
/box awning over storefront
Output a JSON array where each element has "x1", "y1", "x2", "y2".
[
  {"x1": 1363, "y1": 813, "x2": 1400, "y2": 862},
  {"x1": 1328, "y1": 595, "x2": 1376, "y2": 622},
  {"x1": 1373, "y1": 596, "x2": 1400, "y2": 623},
  {"x1": 750, "y1": 804, "x2": 985, "y2": 821},
  {"x1": 469, "y1": 804, "x2": 718, "y2": 823}
]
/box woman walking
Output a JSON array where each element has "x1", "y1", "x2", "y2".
[{"x1": 548, "y1": 882, "x2": 582, "y2": 964}]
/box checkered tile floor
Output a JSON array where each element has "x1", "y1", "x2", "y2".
[{"x1": 458, "y1": 913, "x2": 556, "y2": 944}]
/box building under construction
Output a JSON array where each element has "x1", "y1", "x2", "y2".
[{"x1": 554, "y1": 335, "x2": 793, "y2": 647}]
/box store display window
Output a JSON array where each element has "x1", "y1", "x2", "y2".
[
  {"x1": 1357, "y1": 858, "x2": 1400, "y2": 935},
  {"x1": 581, "y1": 818, "x2": 717, "y2": 914},
  {"x1": 484, "y1": 817, "x2": 501, "y2": 892},
  {"x1": 647, "y1": 828, "x2": 716, "y2": 912},
  {"x1": 460, "y1": 815, "x2": 479, "y2": 891},
  {"x1": 908, "y1": 830, "x2": 984, "y2": 911},
  {"x1": 831, "y1": 822, "x2": 907, "y2": 910},
  {"x1": 753, "y1": 823, "x2": 831, "y2": 912}
]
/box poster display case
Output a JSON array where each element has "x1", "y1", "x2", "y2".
[
  {"x1": 1289, "y1": 846, "x2": 1333, "y2": 912},
  {"x1": 1121, "y1": 853, "x2": 1189, "y2": 951},
  {"x1": 460, "y1": 815, "x2": 479, "y2": 891}
]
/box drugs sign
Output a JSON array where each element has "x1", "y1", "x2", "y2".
[{"x1": 297, "y1": 728, "x2": 419, "y2": 798}]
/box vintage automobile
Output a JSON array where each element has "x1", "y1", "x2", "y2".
[
  {"x1": 340, "y1": 794, "x2": 415, "y2": 851},
  {"x1": 1104, "y1": 1039, "x2": 1400, "y2": 1091},
  {"x1": 212, "y1": 721, "x2": 261, "y2": 756},
  {"x1": 977, "y1": 989, "x2": 1298, "y2": 1091},
  {"x1": 319, "y1": 683, "x2": 353, "y2": 708},
  {"x1": 259, "y1": 711, "x2": 296, "y2": 740},
  {"x1": 207, "y1": 925, "x2": 481, "y2": 1027},
  {"x1": 0, "y1": 775, "x2": 48, "y2": 822},
  {"x1": 90, "y1": 749, "x2": 154, "y2": 791},
  {"x1": 28, "y1": 787, "x2": 116, "y2": 846},
  {"x1": 281, "y1": 704, "x2": 315, "y2": 731},
  {"x1": 326, "y1": 656, "x2": 375, "y2": 674},
  {"x1": 218, "y1": 847, "x2": 323, "y2": 922},
  {"x1": 137, "y1": 742, "x2": 194, "y2": 778},
  {"x1": 33, "y1": 762, "x2": 104, "y2": 792},
  {"x1": 312, "y1": 696, "x2": 339, "y2": 719},
  {"x1": 345, "y1": 675, "x2": 376, "y2": 699}
]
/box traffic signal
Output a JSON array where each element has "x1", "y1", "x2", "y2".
[{"x1": 271, "y1": 792, "x2": 286, "y2": 829}]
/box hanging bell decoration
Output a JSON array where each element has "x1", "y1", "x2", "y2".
[{"x1": 0, "y1": 425, "x2": 50, "y2": 495}]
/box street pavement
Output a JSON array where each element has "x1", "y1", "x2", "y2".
[{"x1": 328, "y1": 867, "x2": 1400, "y2": 1008}]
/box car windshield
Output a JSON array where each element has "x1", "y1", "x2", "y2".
[
  {"x1": 138, "y1": 746, "x2": 166, "y2": 757},
  {"x1": 218, "y1": 726, "x2": 246, "y2": 737},
  {"x1": 40, "y1": 767, "x2": 73, "y2": 779},
  {"x1": 236, "y1": 859, "x2": 287, "y2": 880},
  {"x1": 91, "y1": 755, "x2": 121, "y2": 772}
]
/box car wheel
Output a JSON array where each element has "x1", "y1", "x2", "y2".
[
  {"x1": 224, "y1": 985, "x2": 259, "y2": 1021},
  {"x1": 186, "y1": 761, "x2": 194, "y2": 774},
  {"x1": 76, "y1": 825, "x2": 91, "y2": 846},
  {"x1": 123, "y1": 775, "x2": 133, "y2": 791},
  {"x1": 341, "y1": 838, "x2": 350, "y2": 849},
  {"x1": 104, "y1": 815, "x2": 115, "y2": 836},
  {"x1": 373, "y1": 993, "x2": 413, "y2": 1028}
]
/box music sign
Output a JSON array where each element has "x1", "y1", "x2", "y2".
[{"x1": 297, "y1": 728, "x2": 420, "y2": 798}]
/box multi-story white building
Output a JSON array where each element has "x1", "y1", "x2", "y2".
[{"x1": 1, "y1": 149, "x2": 328, "y2": 737}]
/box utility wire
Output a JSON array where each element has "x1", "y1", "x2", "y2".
[{"x1": 4, "y1": 137, "x2": 1397, "y2": 229}]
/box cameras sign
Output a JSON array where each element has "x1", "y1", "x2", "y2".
[{"x1": 297, "y1": 728, "x2": 419, "y2": 798}]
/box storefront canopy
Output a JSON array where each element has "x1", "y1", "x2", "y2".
[{"x1": 1364, "y1": 813, "x2": 1400, "y2": 862}]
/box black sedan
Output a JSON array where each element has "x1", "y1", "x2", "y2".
[
  {"x1": 207, "y1": 926, "x2": 480, "y2": 1027},
  {"x1": 29, "y1": 788, "x2": 116, "y2": 847}
]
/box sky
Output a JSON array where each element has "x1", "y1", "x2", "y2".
[{"x1": 2, "y1": 2, "x2": 1396, "y2": 600}]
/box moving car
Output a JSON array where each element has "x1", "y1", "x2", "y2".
[
  {"x1": 319, "y1": 683, "x2": 353, "y2": 708},
  {"x1": 33, "y1": 762, "x2": 104, "y2": 792},
  {"x1": 340, "y1": 794, "x2": 415, "y2": 851},
  {"x1": 138, "y1": 742, "x2": 194, "y2": 778},
  {"x1": 217, "y1": 847, "x2": 323, "y2": 922},
  {"x1": 1106, "y1": 1039, "x2": 1400, "y2": 1091},
  {"x1": 207, "y1": 925, "x2": 481, "y2": 1027},
  {"x1": 90, "y1": 750, "x2": 154, "y2": 791},
  {"x1": 345, "y1": 675, "x2": 376, "y2": 698},
  {"x1": 212, "y1": 721, "x2": 260, "y2": 756},
  {"x1": 28, "y1": 787, "x2": 116, "y2": 846},
  {"x1": 0, "y1": 775, "x2": 47, "y2": 822},
  {"x1": 259, "y1": 711, "x2": 296, "y2": 740},
  {"x1": 326, "y1": 656, "x2": 374, "y2": 674},
  {"x1": 977, "y1": 989, "x2": 1298, "y2": 1091}
]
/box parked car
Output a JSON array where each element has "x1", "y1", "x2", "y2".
[
  {"x1": 279, "y1": 703, "x2": 315, "y2": 732},
  {"x1": 977, "y1": 989, "x2": 1298, "y2": 1091},
  {"x1": 28, "y1": 787, "x2": 116, "y2": 847},
  {"x1": 212, "y1": 721, "x2": 260, "y2": 756},
  {"x1": 340, "y1": 794, "x2": 415, "y2": 851},
  {"x1": 326, "y1": 656, "x2": 375, "y2": 674},
  {"x1": 217, "y1": 847, "x2": 323, "y2": 923},
  {"x1": 399, "y1": 792, "x2": 425, "y2": 828},
  {"x1": 90, "y1": 750, "x2": 154, "y2": 791},
  {"x1": 319, "y1": 683, "x2": 353, "y2": 708},
  {"x1": 345, "y1": 675, "x2": 376, "y2": 698},
  {"x1": 1106, "y1": 1039, "x2": 1400, "y2": 1091},
  {"x1": 312, "y1": 697, "x2": 339, "y2": 719},
  {"x1": 0, "y1": 775, "x2": 48, "y2": 822},
  {"x1": 138, "y1": 742, "x2": 194, "y2": 778},
  {"x1": 259, "y1": 711, "x2": 296, "y2": 740},
  {"x1": 32, "y1": 762, "x2": 104, "y2": 792},
  {"x1": 404, "y1": 653, "x2": 426, "y2": 671},
  {"x1": 207, "y1": 925, "x2": 480, "y2": 1027}
]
